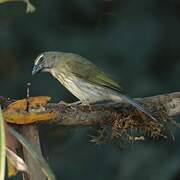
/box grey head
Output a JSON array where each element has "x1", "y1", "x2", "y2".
[{"x1": 32, "y1": 51, "x2": 59, "y2": 75}]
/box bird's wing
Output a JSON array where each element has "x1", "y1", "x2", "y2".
[
  {"x1": 66, "y1": 57, "x2": 158, "y2": 122},
  {"x1": 68, "y1": 57, "x2": 123, "y2": 92}
]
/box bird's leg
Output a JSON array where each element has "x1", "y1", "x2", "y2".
[
  {"x1": 68, "y1": 101, "x2": 82, "y2": 106},
  {"x1": 72, "y1": 100, "x2": 121, "y2": 107},
  {"x1": 59, "y1": 100, "x2": 120, "y2": 108},
  {"x1": 59, "y1": 100, "x2": 82, "y2": 106}
]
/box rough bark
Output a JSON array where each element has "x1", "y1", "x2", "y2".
[{"x1": 43, "y1": 92, "x2": 180, "y2": 126}]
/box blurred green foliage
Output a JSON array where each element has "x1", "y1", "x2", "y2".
[
  {"x1": 0, "y1": 0, "x2": 180, "y2": 180},
  {"x1": 0, "y1": 107, "x2": 6, "y2": 180}
]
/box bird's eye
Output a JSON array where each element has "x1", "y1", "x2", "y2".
[{"x1": 39, "y1": 56, "x2": 44, "y2": 62}]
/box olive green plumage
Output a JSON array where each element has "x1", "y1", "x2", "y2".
[
  {"x1": 32, "y1": 51, "x2": 158, "y2": 122},
  {"x1": 53, "y1": 52, "x2": 123, "y2": 92}
]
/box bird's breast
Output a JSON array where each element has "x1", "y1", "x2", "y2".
[{"x1": 50, "y1": 69, "x2": 122, "y2": 103}]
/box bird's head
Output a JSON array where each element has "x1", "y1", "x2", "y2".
[{"x1": 32, "y1": 52, "x2": 57, "y2": 75}]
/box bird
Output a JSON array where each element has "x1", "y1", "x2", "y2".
[{"x1": 32, "y1": 51, "x2": 158, "y2": 122}]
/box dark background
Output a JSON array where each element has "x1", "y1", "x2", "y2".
[{"x1": 1, "y1": 0, "x2": 180, "y2": 179}]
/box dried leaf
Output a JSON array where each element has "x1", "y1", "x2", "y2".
[
  {"x1": 6, "y1": 147, "x2": 28, "y2": 174},
  {"x1": 7, "y1": 158, "x2": 17, "y2": 177},
  {"x1": 8, "y1": 127, "x2": 56, "y2": 180},
  {"x1": 5, "y1": 96, "x2": 51, "y2": 111},
  {"x1": 3, "y1": 96, "x2": 57, "y2": 124},
  {"x1": 4, "y1": 121, "x2": 19, "y2": 177}
]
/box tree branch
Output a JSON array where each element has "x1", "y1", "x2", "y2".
[
  {"x1": 45, "y1": 92, "x2": 180, "y2": 126},
  {"x1": 3, "y1": 92, "x2": 180, "y2": 141}
]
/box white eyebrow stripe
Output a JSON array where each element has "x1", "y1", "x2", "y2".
[{"x1": 35, "y1": 54, "x2": 44, "y2": 65}]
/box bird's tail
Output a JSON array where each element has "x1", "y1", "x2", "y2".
[{"x1": 120, "y1": 94, "x2": 158, "y2": 122}]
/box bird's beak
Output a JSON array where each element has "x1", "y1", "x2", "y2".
[{"x1": 32, "y1": 65, "x2": 42, "y2": 75}]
